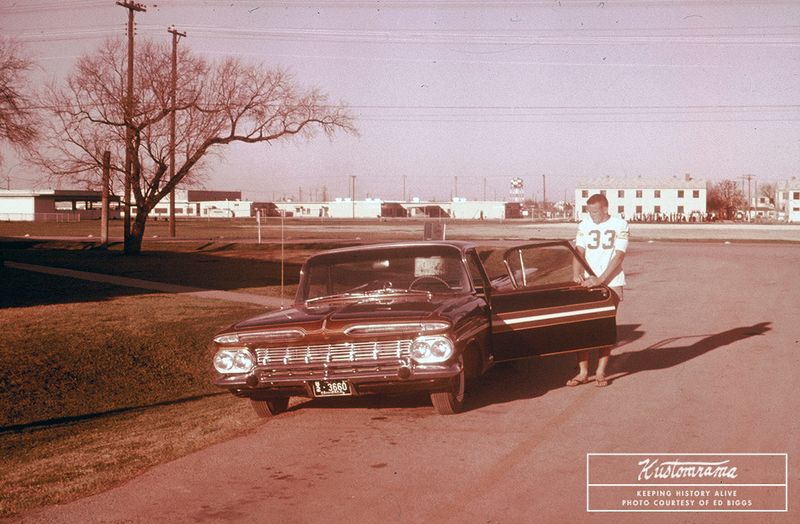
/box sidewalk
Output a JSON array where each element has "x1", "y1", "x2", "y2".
[{"x1": 3, "y1": 261, "x2": 286, "y2": 308}]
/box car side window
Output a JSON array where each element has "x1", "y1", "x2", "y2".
[{"x1": 505, "y1": 245, "x2": 577, "y2": 289}]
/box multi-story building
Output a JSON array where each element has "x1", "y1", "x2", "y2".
[
  {"x1": 575, "y1": 175, "x2": 707, "y2": 221},
  {"x1": 775, "y1": 178, "x2": 800, "y2": 223}
]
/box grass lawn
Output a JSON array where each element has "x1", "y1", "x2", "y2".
[
  {"x1": 0, "y1": 245, "x2": 296, "y2": 517},
  {"x1": 0, "y1": 395, "x2": 264, "y2": 517}
]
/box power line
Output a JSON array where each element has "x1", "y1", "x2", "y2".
[{"x1": 8, "y1": 24, "x2": 800, "y2": 47}]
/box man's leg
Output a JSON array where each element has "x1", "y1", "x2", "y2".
[
  {"x1": 567, "y1": 350, "x2": 590, "y2": 386},
  {"x1": 595, "y1": 347, "x2": 611, "y2": 387},
  {"x1": 596, "y1": 286, "x2": 623, "y2": 387}
]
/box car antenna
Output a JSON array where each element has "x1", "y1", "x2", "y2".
[{"x1": 280, "y1": 209, "x2": 285, "y2": 309}]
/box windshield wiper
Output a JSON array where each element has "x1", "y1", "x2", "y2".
[
  {"x1": 305, "y1": 292, "x2": 370, "y2": 305},
  {"x1": 362, "y1": 288, "x2": 430, "y2": 297}
]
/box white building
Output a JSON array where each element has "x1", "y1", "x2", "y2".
[
  {"x1": 775, "y1": 178, "x2": 800, "y2": 223},
  {"x1": 149, "y1": 189, "x2": 252, "y2": 219},
  {"x1": 268, "y1": 198, "x2": 508, "y2": 220},
  {"x1": 450, "y1": 199, "x2": 506, "y2": 220},
  {"x1": 0, "y1": 189, "x2": 120, "y2": 221},
  {"x1": 575, "y1": 175, "x2": 707, "y2": 221},
  {"x1": 272, "y1": 198, "x2": 383, "y2": 218}
]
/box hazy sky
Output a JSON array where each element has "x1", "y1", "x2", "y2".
[{"x1": 2, "y1": 0, "x2": 799, "y2": 202}]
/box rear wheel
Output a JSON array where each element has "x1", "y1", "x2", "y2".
[
  {"x1": 250, "y1": 397, "x2": 290, "y2": 418},
  {"x1": 430, "y1": 357, "x2": 465, "y2": 415}
]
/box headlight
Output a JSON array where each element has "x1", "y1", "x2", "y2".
[
  {"x1": 213, "y1": 348, "x2": 254, "y2": 374},
  {"x1": 410, "y1": 336, "x2": 454, "y2": 364}
]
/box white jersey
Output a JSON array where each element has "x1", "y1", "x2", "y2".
[{"x1": 575, "y1": 215, "x2": 629, "y2": 287}]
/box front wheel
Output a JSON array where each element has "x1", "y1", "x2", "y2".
[
  {"x1": 250, "y1": 397, "x2": 290, "y2": 418},
  {"x1": 430, "y1": 357, "x2": 465, "y2": 415}
]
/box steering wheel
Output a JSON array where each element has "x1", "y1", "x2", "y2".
[{"x1": 409, "y1": 275, "x2": 452, "y2": 291}]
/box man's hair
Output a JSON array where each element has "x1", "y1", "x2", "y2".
[{"x1": 587, "y1": 193, "x2": 609, "y2": 207}]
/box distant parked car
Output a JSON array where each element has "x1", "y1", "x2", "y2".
[{"x1": 211, "y1": 241, "x2": 618, "y2": 417}]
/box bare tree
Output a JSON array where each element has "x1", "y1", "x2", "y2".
[
  {"x1": 759, "y1": 182, "x2": 776, "y2": 205},
  {"x1": 35, "y1": 38, "x2": 357, "y2": 254},
  {"x1": 0, "y1": 37, "x2": 38, "y2": 164},
  {"x1": 707, "y1": 180, "x2": 746, "y2": 220}
]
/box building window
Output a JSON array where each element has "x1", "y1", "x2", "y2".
[
  {"x1": 618, "y1": 205, "x2": 624, "y2": 214},
  {"x1": 677, "y1": 190, "x2": 684, "y2": 198},
  {"x1": 581, "y1": 190, "x2": 589, "y2": 198},
  {"x1": 600, "y1": 190, "x2": 606, "y2": 196},
  {"x1": 794, "y1": 192, "x2": 800, "y2": 200},
  {"x1": 618, "y1": 190, "x2": 625, "y2": 198},
  {"x1": 654, "y1": 205, "x2": 661, "y2": 214},
  {"x1": 636, "y1": 190, "x2": 643, "y2": 198},
  {"x1": 154, "y1": 207, "x2": 167, "y2": 213},
  {"x1": 678, "y1": 205, "x2": 684, "y2": 214},
  {"x1": 693, "y1": 190, "x2": 700, "y2": 198},
  {"x1": 654, "y1": 190, "x2": 661, "y2": 198},
  {"x1": 784, "y1": 192, "x2": 789, "y2": 199},
  {"x1": 635, "y1": 205, "x2": 642, "y2": 214},
  {"x1": 582, "y1": 205, "x2": 587, "y2": 213}
]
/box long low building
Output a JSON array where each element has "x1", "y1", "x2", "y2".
[
  {"x1": 0, "y1": 190, "x2": 121, "y2": 222},
  {"x1": 147, "y1": 189, "x2": 252, "y2": 219},
  {"x1": 264, "y1": 198, "x2": 510, "y2": 220}
]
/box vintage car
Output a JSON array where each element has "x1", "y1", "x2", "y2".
[{"x1": 211, "y1": 240, "x2": 618, "y2": 417}]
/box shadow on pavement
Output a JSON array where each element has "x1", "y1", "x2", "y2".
[
  {"x1": 0, "y1": 239, "x2": 308, "y2": 308},
  {"x1": 608, "y1": 321, "x2": 772, "y2": 385}
]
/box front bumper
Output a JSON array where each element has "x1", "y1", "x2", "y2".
[{"x1": 214, "y1": 360, "x2": 462, "y2": 399}]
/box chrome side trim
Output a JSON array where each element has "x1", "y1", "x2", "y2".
[{"x1": 495, "y1": 306, "x2": 616, "y2": 326}]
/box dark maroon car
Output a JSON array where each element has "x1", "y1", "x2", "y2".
[{"x1": 212, "y1": 241, "x2": 618, "y2": 417}]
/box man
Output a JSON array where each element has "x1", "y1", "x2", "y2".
[{"x1": 569, "y1": 193, "x2": 629, "y2": 387}]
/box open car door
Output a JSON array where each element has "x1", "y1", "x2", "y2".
[{"x1": 489, "y1": 241, "x2": 618, "y2": 361}]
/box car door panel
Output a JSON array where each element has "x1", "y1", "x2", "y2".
[{"x1": 488, "y1": 242, "x2": 618, "y2": 361}]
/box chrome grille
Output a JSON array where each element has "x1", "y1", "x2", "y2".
[{"x1": 255, "y1": 339, "x2": 412, "y2": 367}]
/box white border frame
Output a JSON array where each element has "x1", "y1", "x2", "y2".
[{"x1": 586, "y1": 453, "x2": 788, "y2": 513}]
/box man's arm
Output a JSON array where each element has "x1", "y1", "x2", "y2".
[{"x1": 581, "y1": 250, "x2": 625, "y2": 287}]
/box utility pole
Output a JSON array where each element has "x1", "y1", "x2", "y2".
[
  {"x1": 402, "y1": 174, "x2": 407, "y2": 202},
  {"x1": 117, "y1": 1, "x2": 146, "y2": 253},
  {"x1": 101, "y1": 151, "x2": 111, "y2": 244},
  {"x1": 741, "y1": 174, "x2": 756, "y2": 219},
  {"x1": 167, "y1": 25, "x2": 185, "y2": 238},
  {"x1": 483, "y1": 176, "x2": 487, "y2": 201},
  {"x1": 542, "y1": 174, "x2": 547, "y2": 217},
  {"x1": 350, "y1": 175, "x2": 356, "y2": 218},
  {"x1": 454, "y1": 175, "x2": 458, "y2": 200}
]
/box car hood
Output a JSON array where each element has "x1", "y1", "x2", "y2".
[{"x1": 226, "y1": 294, "x2": 464, "y2": 336}]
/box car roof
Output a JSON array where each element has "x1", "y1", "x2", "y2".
[{"x1": 305, "y1": 240, "x2": 479, "y2": 259}]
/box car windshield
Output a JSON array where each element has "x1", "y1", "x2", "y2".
[{"x1": 300, "y1": 245, "x2": 470, "y2": 303}]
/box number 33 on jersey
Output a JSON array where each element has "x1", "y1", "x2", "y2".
[{"x1": 575, "y1": 215, "x2": 629, "y2": 287}]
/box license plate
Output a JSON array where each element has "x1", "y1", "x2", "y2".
[{"x1": 311, "y1": 380, "x2": 352, "y2": 397}]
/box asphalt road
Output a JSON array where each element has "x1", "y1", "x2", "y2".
[{"x1": 19, "y1": 241, "x2": 800, "y2": 523}]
